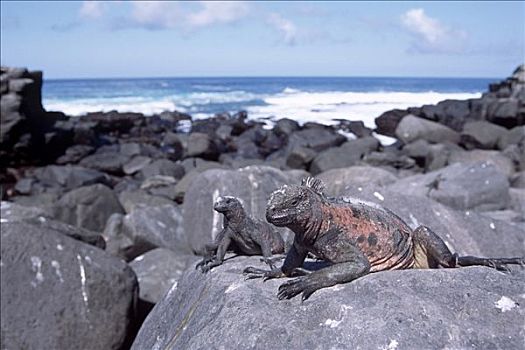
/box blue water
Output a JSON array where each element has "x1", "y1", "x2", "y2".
[{"x1": 42, "y1": 76, "x2": 493, "y2": 126}]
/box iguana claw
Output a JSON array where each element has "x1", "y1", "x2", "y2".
[{"x1": 243, "y1": 266, "x2": 284, "y2": 281}]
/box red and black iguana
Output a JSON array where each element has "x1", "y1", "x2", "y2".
[{"x1": 244, "y1": 177, "x2": 525, "y2": 300}]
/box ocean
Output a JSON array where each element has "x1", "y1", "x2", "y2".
[{"x1": 43, "y1": 76, "x2": 493, "y2": 129}]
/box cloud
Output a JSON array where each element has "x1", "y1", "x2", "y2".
[
  {"x1": 267, "y1": 13, "x2": 297, "y2": 45},
  {"x1": 79, "y1": 1, "x2": 106, "y2": 19},
  {"x1": 187, "y1": 1, "x2": 249, "y2": 28},
  {"x1": 400, "y1": 8, "x2": 467, "y2": 54},
  {"x1": 129, "y1": 1, "x2": 182, "y2": 30},
  {"x1": 127, "y1": 1, "x2": 249, "y2": 31}
]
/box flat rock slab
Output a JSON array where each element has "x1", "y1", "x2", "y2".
[
  {"x1": 1, "y1": 201, "x2": 105, "y2": 249},
  {"x1": 132, "y1": 256, "x2": 525, "y2": 350},
  {"x1": 105, "y1": 204, "x2": 189, "y2": 261},
  {"x1": 1, "y1": 220, "x2": 138, "y2": 350},
  {"x1": 129, "y1": 248, "x2": 195, "y2": 304},
  {"x1": 387, "y1": 161, "x2": 510, "y2": 211},
  {"x1": 52, "y1": 184, "x2": 125, "y2": 232},
  {"x1": 317, "y1": 166, "x2": 397, "y2": 196}
]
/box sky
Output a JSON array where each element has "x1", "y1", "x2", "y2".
[{"x1": 1, "y1": 1, "x2": 524, "y2": 79}]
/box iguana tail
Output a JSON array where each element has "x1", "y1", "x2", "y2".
[{"x1": 455, "y1": 255, "x2": 525, "y2": 272}]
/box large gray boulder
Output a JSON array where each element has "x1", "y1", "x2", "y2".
[
  {"x1": 52, "y1": 184, "x2": 125, "y2": 232},
  {"x1": 104, "y1": 203, "x2": 188, "y2": 261},
  {"x1": 460, "y1": 121, "x2": 509, "y2": 150},
  {"x1": 79, "y1": 152, "x2": 131, "y2": 175},
  {"x1": 183, "y1": 165, "x2": 294, "y2": 252},
  {"x1": 387, "y1": 161, "x2": 511, "y2": 212},
  {"x1": 132, "y1": 256, "x2": 524, "y2": 350},
  {"x1": 118, "y1": 189, "x2": 174, "y2": 214},
  {"x1": 1, "y1": 220, "x2": 138, "y2": 350},
  {"x1": 123, "y1": 155, "x2": 152, "y2": 175},
  {"x1": 497, "y1": 125, "x2": 525, "y2": 150},
  {"x1": 139, "y1": 158, "x2": 185, "y2": 180},
  {"x1": 1, "y1": 201, "x2": 105, "y2": 249},
  {"x1": 1, "y1": 67, "x2": 66, "y2": 166},
  {"x1": 288, "y1": 127, "x2": 346, "y2": 152},
  {"x1": 309, "y1": 137, "x2": 379, "y2": 175},
  {"x1": 186, "y1": 132, "x2": 219, "y2": 160},
  {"x1": 316, "y1": 166, "x2": 398, "y2": 196},
  {"x1": 129, "y1": 248, "x2": 195, "y2": 304},
  {"x1": 395, "y1": 114, "x2": 461, "y2": 144},
  {"x1": 448, "y1": 150, "x2": 515, "y2": 179},
  {"x1": 31, "y1": 165, "x2": 110, "y2": 192}
]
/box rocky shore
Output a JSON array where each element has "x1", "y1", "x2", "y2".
[{"x1": 1, "y1": 65, "x2": 524, "y2": 349}]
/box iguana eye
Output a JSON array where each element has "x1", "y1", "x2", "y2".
[{"x1": 291, "y1": 199, "x2": 299, "y2": 206}]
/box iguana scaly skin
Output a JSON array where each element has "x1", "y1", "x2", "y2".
[
  {"x1": 197, "y1": 196, "x2": 285, "y2": 273},
  {"x1": 244, "y1": 178, "x2": 525, "y2": 300}
]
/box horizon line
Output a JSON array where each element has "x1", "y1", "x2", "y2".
[{"x1": 44, "y1": 74, "x2": 501, "y2": 81}]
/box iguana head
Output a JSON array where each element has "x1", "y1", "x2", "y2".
[
  {"x1": 214, "y1": 196, "x2": 244, "y2": 214},
  {"x1": 266, "y1": 177, "x2": 325, "y2": 227}
]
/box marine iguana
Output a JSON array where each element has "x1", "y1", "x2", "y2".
[
  {"x1": 244, "y1": 177, "x2": 525, "y2": 300},
  {"x1": 197, "y1": 196, "x2": 285, "y2": 273}
]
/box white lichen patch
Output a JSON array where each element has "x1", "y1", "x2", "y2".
[
  {"x1": 38, "y1": 216, "x2": 46, "y2": 223},
  {"x1": 0, "y1": 218, "x2": 8, "y2": 223},
  {"x1": 224, "y1": 281, "x2": 243, "y2": 294},
  {"x1": 211, "y1": 189, "x2": 221, "y2": 240},
  {"x1": 248, "y1": 173, "x2": 259, "y2": 189},
  {"x1": 77, "y1": 254, "x2": 89, "y2": 309},
  {"x1": 156, "y1": 221, "x2": 167, "y2": 228},
  {"x1": 320, "y1": 305, "x2": 352, "y2": 328},
  {"x1": 323, "y1": 318, "x2": 342, "y2": 328},
  {"x1": 381, "y1": 339, "x2": 399, "y2": 350},
  {"x1": 373, "y1": 191, "x2": 385, "y2": 201},
  {"x1": 51, "y1": 260, "x2": 64, "y2": 283},
  {"x1": 489, "y1": 222, "x2": 496, "y2": 230},
  {"x1": 30, "y1": 256, "x2": 44, "y2": 287},
  {"x1": 165, "y1": 281, "x2": 179, "y2": 298},
  {"x1": 495, "y1": 296, "x2": 517, "y2": 312},
  {"x1": 56, "y1": 244, "x2": 64, "y2": 251}
]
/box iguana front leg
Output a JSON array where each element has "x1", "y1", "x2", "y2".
[
  {"x1": 198, "y1": 228, "x2": 231, "y2": 273},
  {"x1": 244, "y1": 239, "x2": 307, "y2": 280},
  {"x1": 195, "y1": 243, "x2": 218, "y2": 270},
  {"x1": 278, "y1": 239, "x2": 370, "y2": 301},
  {"x1": 258, "y1": 229, "x2": 279, "y2": 270}
]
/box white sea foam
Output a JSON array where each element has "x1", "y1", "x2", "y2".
[
  {"x1": 43, "y1": 89, "x2": 482, "y2": 139},
  {"x1": 173, "y1": 91, "x2": 262, "y2": 106},
  {"x1": 45, "y1": 97, "x2": 183, "y2": 116},
  {"x1": 247, "y1": 90, "x2": 481, "y2": 129}
]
